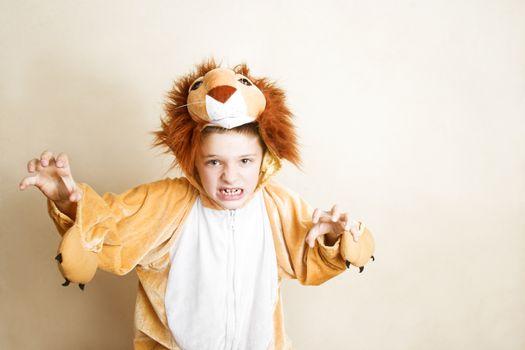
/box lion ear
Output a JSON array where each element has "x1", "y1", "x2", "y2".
[
  {"x1": 254, "y1": 77, "x2": 301, "y2": 167},
  {"x1": 233, "y1": 63, "x2": 251, "y2": 77}
]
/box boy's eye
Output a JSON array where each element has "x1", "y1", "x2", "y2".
[
  {"x1": 190, "y1": 80, "x2": 203, "y2": 91},
  {"x1": 237, "y1": 78, "x2": 252, "y2": 86}
]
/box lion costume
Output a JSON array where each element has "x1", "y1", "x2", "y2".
[{"x1": 48, "y1": 60, "x2": 375, "y2": 349}]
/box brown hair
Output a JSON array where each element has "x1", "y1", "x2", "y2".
[{"x1": 200, "y1": 122, "x2": 266, "y2": 150}]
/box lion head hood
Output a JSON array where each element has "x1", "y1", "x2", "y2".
[{"x1": 154, "y1": 59, "x2": 300, "y2": 198}]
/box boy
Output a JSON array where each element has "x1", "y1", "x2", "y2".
[{"x1": 20, "y1": 61, "x2": 374, "y2": 349}]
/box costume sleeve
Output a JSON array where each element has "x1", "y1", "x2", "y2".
[
  {"x1": 263, "y1": 182, "x2": 375, "y2": 286},
  {"x1": 47, "y1": 178, "x2": 197, "y2": 285}
]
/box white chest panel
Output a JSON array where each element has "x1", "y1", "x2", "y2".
[{"x1": 165, "y1": 192, "x2": 278, "y2": 350}]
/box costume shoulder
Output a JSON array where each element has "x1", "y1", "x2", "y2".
[{"x1": 263, "y1": 181, "x2": 306, "y2": 202}]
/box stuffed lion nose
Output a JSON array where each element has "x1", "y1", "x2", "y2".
[{"x1": 208, "y1": 85, "x2": 237, "y2": 103}]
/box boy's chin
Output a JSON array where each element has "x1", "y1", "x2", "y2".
[{"x1": 217, "y1": 198, "x2": 245, "y2": 210}]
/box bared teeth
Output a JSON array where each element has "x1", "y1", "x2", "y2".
[{"x1": 221, "y1": 188, "x2": 242, "y2": 195}]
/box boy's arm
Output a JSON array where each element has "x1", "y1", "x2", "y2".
[
  {"x1": 263, "y1": 183, "x2": 375, "y2": 286},
  {"x1": 47, "y1": 178, "x2": 197, "y2": 287},
  {"x1": 20, "y1": 151, "x2": 198, "y2": 287}
]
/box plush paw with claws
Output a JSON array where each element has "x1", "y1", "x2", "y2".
[
  {"x1": 340, "y1": 226, "x2": 375, "y2": 273},
  {"x1": 54, "y1": 228, "x2": 98, "y2": 290}
]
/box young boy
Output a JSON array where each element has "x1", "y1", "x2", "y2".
[{"x1": 19, "y1": 61, "x2": 374, "y2": 349}]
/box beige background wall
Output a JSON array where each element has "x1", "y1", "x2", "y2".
[{"x1": 1, "y1": 1, "x2": 524, "y2": 349}]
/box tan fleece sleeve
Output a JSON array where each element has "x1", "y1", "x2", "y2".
[
  {"x1": 263, "y1": 182, "x2": 375, "y2": 285},
  {"x1": 48, "y1": 202, "x2": 74, "y2": 235},
  {"x1": 47, "y1": 178, "x2": 197, "y2": 285}
]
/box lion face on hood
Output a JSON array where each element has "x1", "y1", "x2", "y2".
[{"x1": 187, "y1": 67, "x2": 266, "y2": 129}]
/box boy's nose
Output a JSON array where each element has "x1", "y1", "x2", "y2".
[{"x1": 221, "y1": 166, "x2": 238, "y2": 183}]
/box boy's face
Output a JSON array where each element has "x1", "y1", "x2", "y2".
[{"x1": 195, "y1": 131, "x2": 264, "y2": 210}]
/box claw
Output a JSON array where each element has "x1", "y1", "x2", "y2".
[
  {"x1": 371, "y1": 255, "x2": 375, "y2": 261},
  {"x1": 359, "y1": 266, "x2": 364, "y2": 273},
  {"x1": 62, "y1": 278, "x2": 70, "y2": 286},
  {"x1": 55, "y1": 253, "x2": 63, "y2": 264},
  {"x1": 345, "y1": 260, "x2": 351, "y2": 269},
  {"x1": 79, "y1": 284, "x2": 85, "y2": 291}
]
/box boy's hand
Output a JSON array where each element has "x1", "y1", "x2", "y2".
[
  {"x1": 19, "y1": 151, "x2": 82, "y2": 217},
  {"x1": 305, "y1": 205, "x2": 361, "y2": 248}
]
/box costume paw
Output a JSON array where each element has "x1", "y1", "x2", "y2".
[
  {"x1": 55, "y1": 228, "x2": 98, "y2": 289},
  {"x1": 340, "y1": 227, "x2": 375, "y2": 272},
  {"x1": 345, "y1": 255, "x2": 375, "y2": 272},
  {"x1": 55, "y1": 253, "x2": 88, "y2": 290}
]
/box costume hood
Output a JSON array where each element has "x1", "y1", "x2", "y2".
[{"x1": 154, "y1": 60, "x2": 300, "y2": 202}]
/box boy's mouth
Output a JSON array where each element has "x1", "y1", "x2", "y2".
[{"x1": 218, "y1": 187, "x2": 244, "y2": 200}]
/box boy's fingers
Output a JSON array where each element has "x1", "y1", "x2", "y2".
[
  {"x1": 316, "y1": 214, "x2": 345, "y2": 233},
  {"x1": 341, "y1": 212, "x2": 350, "y2": 230},
  {"x1": 305, "y1": 226, "x2": 319, "y2": 248},
  {"x1": 306, "y1": 222, "x2": 328, "y2": 247},
  {"x1": 55, "y1": 153, "x2": 69, "y2": 168},
  {"x1": 349, "y1": 222, "x2": 361, "y2": 242},
  {"x1": 306, "y1": 222, "x2": 334, "y2": 248},
  {"x1": 19, "y1": 175, "x2": 38, "y2": 190},
  {"x1": 69, "y1": 188, "x2": 82, "y2": 202},
  {"x1": 40, "y1": 150, "x2": 53, "y2": 167},
  {"x1": 27, "y1": 158, "x2": 38, "y2": 173},
  {"x1": 312, "y1": 208, "x2": 322, "y2": 224},
  {"x1": 59, "y1": 174, "x2": 76, "y2": 194},
  {"x1": 305, "y1": 234, "x2": 314, "y2": 248},
  {"x1": 330, "y1": 205, "x2": 340, "y2": 222},
  {"x1": 313, "y1": 208, "x2": 335, "y2": 224}
]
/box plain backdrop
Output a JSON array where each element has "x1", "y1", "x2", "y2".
[{"x1": 1, "y1": 1, "x2": 524, "y2": 349}]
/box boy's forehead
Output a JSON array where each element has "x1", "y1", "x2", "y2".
[{"x1": 199, "y1": 132, "x2": 263, "y2": 154}]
